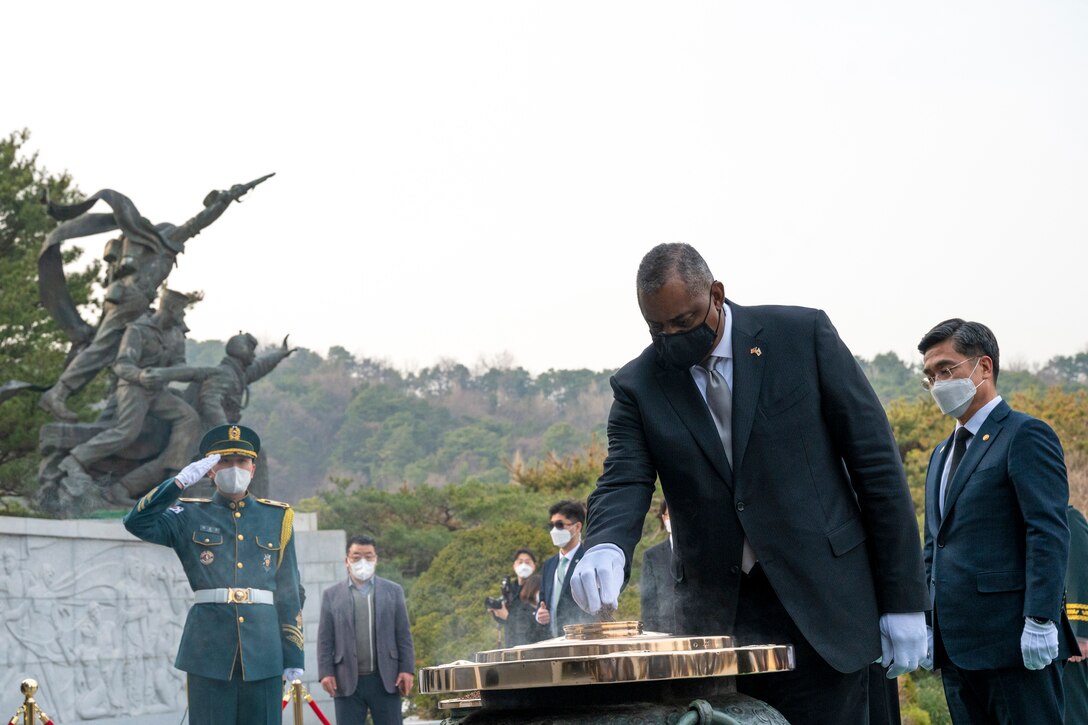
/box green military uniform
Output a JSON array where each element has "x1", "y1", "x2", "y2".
[
  {"x1": 123, "y1": 425, "x2": 304, "y2": 725},
  {"x1": 1065, "y1": 505, "x2": 1088, "y2": 724}
]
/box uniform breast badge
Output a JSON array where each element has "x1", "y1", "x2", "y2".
[
  {"x1": 262, "y1": 553, "x2": 272, "y2": 571},
  {"x1": 200, "y1": 550, "x2": 215, "y2": 565}
]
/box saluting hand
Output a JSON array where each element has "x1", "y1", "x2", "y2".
[{"x1": 175, "y1": 454, "x2": 221, "y2": 489}]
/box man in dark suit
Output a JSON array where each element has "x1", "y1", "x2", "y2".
[
  {"x1": 641, "y1": 499, "x2": 678, "y2": 633},
  {"x1": 919, "y1": 319, "x2": 1074, "y2": 724},
  {"x1": 570, "y1": 243, "x2": 929, "y2": 724},
  {"x1": 536, "y1": 500, "x2": 594, "y2": 637},
  {"x1": 318, "y1": 535, "x2": 415, "y2": 725}
]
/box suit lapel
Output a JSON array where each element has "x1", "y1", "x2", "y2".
[
  {"x1": 373, "y1": 578, "x2": 388, "y2": 642},
  {"x1": 941, "y1": 403, "x2": 1008, "y2": 522},
  {"x1": 338, "y1": 580, "x2": 356, "y2": 641},
  {"x1": 562, "y1": 547, "x2": 585, "y2": 594},
  {"x1": 728, "y1": 304, "x2": 765, "y2": 474},
  {"x1": 656, "y1": 366, "x2": 734, "y2": 488},
  {"x1": 928, "y1": 433, "x2": 953, "y2": 535},
  {"x1": 542, "y1": 556, "x2": 557, "y2": 608}
]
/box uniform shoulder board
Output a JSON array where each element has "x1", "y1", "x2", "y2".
[
  {"x1": 178, "y1": 497, "x2": 212, "y2": 503},
  {"x1": 256, "y1": 498, "x2": 291, "y2": 509}
]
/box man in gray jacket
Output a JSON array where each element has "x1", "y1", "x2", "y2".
[{"x1": 318, "y1": 535, "x2": 415, "y2": 725}]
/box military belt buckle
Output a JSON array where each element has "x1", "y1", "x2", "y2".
[{"x1": 229, "y1": 587, "x2": 251, "y2": 604}]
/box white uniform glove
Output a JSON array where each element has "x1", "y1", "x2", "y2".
[
  {"x1": 174, "y1": 454, "x2": 220, "y2": 489},
  {"x1": 1021, "y1": 618, "x2": 1058, "y2": 670},
  {"x1": 283, "y1": 668, "x2": 304, "y2": 682},
  {"x1": 879, "y1": 611, "x2": 927, "y2": 678},
  {"x1": 569, "y1": 544, "x2": 625, "y2": 615},
  {"x1": 919, "y1": 625, "x2": 934, "y2": 671}
]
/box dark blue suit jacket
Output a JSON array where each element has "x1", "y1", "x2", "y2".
[
  {"x1": 539, "y1": 546, "x2": 592, "y2": 636},
  {"x1": 640, "y1": 540, "x2": 679, "y2": 633},
  {"x1": 584, "y1": 302, "x2": 928, "y2": 673},
  {"x1": 924, "y1": 399, "x2": 1075, "y2": 669}
]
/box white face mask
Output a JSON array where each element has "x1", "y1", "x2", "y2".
[
  {"x1": 514, "y1": 563, "x2": 534, "y2": 579},
  {"x1": 664, "y1": 518, "x2": 672, "y2": 534},
  {"x1": 550, "y1": 527, "x2": 572, "y2": 548},
  {"x1": 350, "y1": 559, "x2": 376, "y2": 581},
  {"x1": 929, "y1": 359, "x2": 982, "y2": 418},
  {"x1": 215, "y1": 466, "x2": 252, "y2": 495}
]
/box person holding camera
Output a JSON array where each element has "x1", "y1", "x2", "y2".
[{"x1": 487, "y1": 549, "x2": 547, "y2": 647}]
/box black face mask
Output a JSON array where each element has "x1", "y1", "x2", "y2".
[{"x1": 652, "y1": 292, "x2": 721, "y2": 371}]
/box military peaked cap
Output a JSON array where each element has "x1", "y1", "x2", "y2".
[{"x1": 200, "y1": 424, "x2": 260, "y2": 459}]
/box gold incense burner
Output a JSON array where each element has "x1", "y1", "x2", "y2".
[{"x1": 421, "y1": 620, "x2": 794, "y2": 719}]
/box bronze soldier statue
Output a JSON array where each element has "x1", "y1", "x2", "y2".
[
  {"x1": 56, "y1": 289, "x2": 214, "y2": 502},
  {"x1": 191, "y1": 332, "x2": 296, "y2": 428},
  {"x1": 37, "y1": 175, "x2": 273, "y2": 422}
]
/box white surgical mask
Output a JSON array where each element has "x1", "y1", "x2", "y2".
[
  {"x1": 514, "y1": 563, "x2": 534, "y2": 579},
  {"x1": 664, "y1": 519, "x2": 672, "y2": 534},
  {"x1": 550, "y1": 527, "x2": 572, "y2": 548},
  {"x1": 350, "y1": 559, "x2": 376, "y2": 581},
  {"x1": 929, "y1": 359, "x2": 982, "y2": 418},
  {"x1": 215, "y1": 466, "x2": 252, "y2": 494}
]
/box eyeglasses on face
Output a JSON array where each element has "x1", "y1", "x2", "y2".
[
  {"x1": 548, "y1": 520, "x2": 577, "y2": 530},
  {"x1": 921, "y1": 356, "x2": 979, "y2": 390}
]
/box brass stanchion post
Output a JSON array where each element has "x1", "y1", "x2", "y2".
[
  {"x1": 6, "y1": 679, "x2": 54, "y2": 725},
  {"x1": 291, "y1": 679, "x2": 304, "y2": 724}
]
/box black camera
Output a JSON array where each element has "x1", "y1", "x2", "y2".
[{"x1": 485, "y1": 577, "x2": 514, "y2": 610}]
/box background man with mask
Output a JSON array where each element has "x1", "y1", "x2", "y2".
[
  {"x1": 318, "y1": 534, "x2": 415, "y2": 725},
  {"x1": 640, "y1": 499, "x2": 677, "y2": 634},
  {"x1": 123, "y1": 424, "x2": 305, "y2": 725},
  {"x1": 536, "y1": 500, "x2": 594, "y2": 637},
  {"x1": 570, "y1": 242, "x2": 929, "y2": 724},
  {"x1": 919, "y1": 318, "x2": 1076, "y2": 723}
]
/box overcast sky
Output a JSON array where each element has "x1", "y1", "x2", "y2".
[{"x1": 5, "y1": 1, "x2": 1086, "y2": 375}]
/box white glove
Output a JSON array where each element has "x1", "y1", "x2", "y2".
[
  {"x1": 1021, "y1": 618, "x2": 1058, "y2": 670},
  {"x1": 283, "y1": 668, "x2": 304, "y2": 682},
  {"x1": 879, "y1": 612, "x2": 927, "y2": 678},
  {"x1": 919, "y1": 625, "x2": 934, "y2": 671},
  {"x1": 175, "y1": 454, "x2": 220, "y2": 489},
  {"x1": 569, "y1": 544, "x2": 625, "y2": 615}
]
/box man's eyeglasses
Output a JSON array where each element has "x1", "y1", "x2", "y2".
[
  {"x1": 548, "y1": 520, "x2": 576, "y2": 530},
  {"x1": 921, "y1": 357, "x2": 979, "y2": 390}
]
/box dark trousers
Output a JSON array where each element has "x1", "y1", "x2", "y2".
[
  {"x1": 733, "y1": 564, "x2": 870, "y2": 725},
  {"x1": 934, "y1": 616, "x2": 1066, "y2": 724},
  {"x1": 1063, "y1": 659, "x2": 1088, "y2": 724},
  {"x1": 333, "y1": 671, "x2": 402, "y2": 725},
  {"x1": 941, "y1": 663, "x2": 1064, "y2": 724},
  {"x1": 868, "y1": 663, "x2": 902, "y2": 725},
  {"x1": 186, "y1": 671, "x2": 282, "y2": 725}
]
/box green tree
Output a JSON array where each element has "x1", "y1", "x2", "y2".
[
  {"x1": 861, "y1": 351, "x2": 921, "y2": 404},
  {"x1": 1038, "y1": 351, "x2": 1088, "y2": 387},
  {"x1": 508, "y1": 435, "x2": 605, "y2": 495},
  {"x1": 0, "y1": 130, "x2": 99, "y2": 502},
  {"x1": 541, "y1": 421, "x2": 588, "y2": 457}
]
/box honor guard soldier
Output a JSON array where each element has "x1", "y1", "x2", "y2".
[{"x1": 124, "y1": 424, "x2": 305, "y2": 725}]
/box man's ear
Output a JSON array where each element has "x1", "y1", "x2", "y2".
[
  {"x1": 980, "y1": 355, "x2": 995, "y2": 378},
  {"x1": 711, "y1": 280, "x2": 725, "y2": 309}
]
